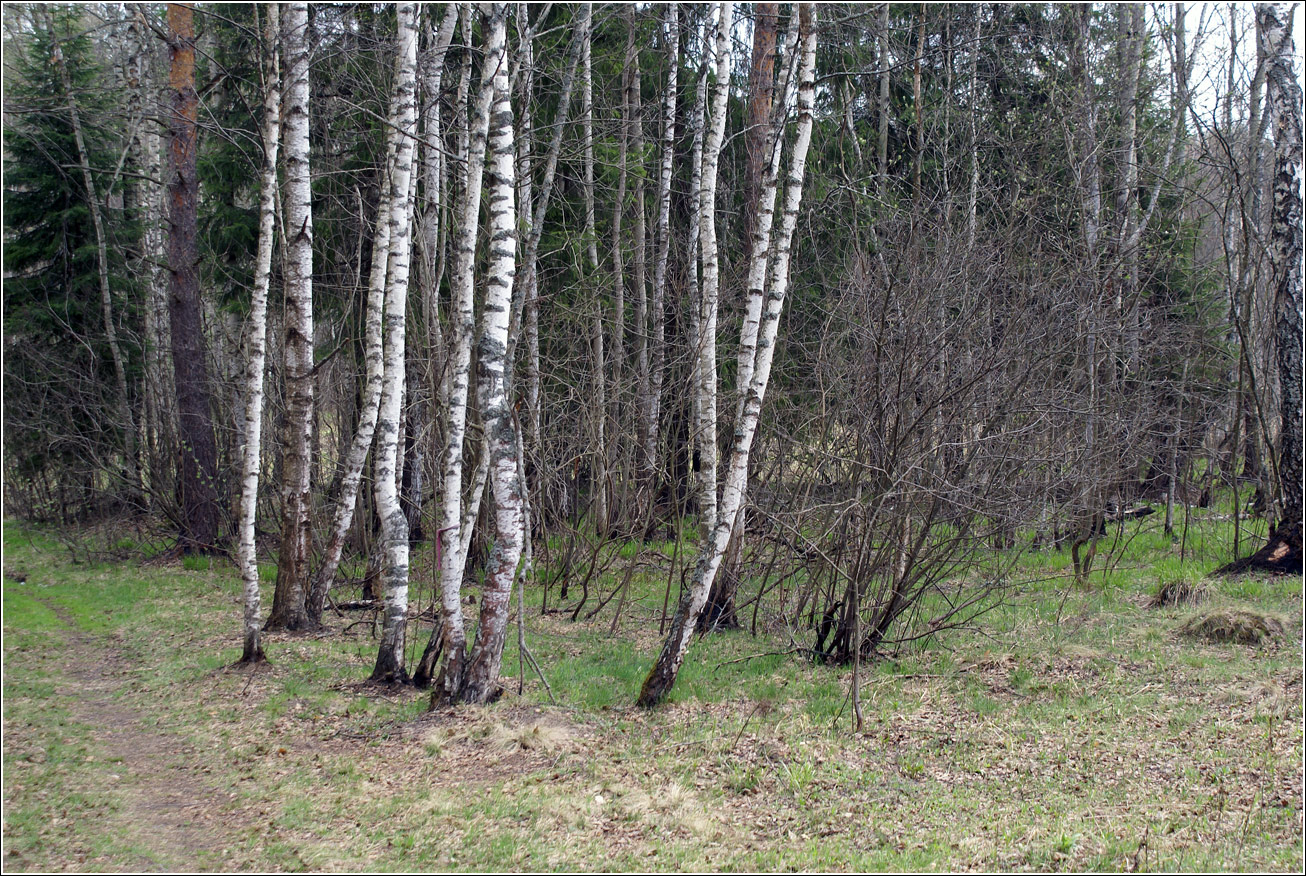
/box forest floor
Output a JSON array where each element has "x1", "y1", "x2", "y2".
[{"x1": 1, "y1": 515, "x2": 1302, "y2": 872}]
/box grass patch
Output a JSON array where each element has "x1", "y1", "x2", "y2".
[
  {"x1": 2, "y1": 514, "x2": 1302, "y2": 872},
  {"x1": 1179, "y1": 608, "x2": 1287, "y2": 645}
]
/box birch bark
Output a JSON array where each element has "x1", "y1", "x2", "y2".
[
  {"x1": 1259, "y1": 2, "x2": 1303, "y2": 563},
  {"x1": 694, "y1": 1, "x2": 734, "y2": 537},
  {"x1": 431, "y1": 4, "x2": 497, "y2": 701},
  {"x1": 580, "y1": 4, "x2": 609, "y2": 534},
  {"x1": 639, "y1": 4, "x2": 816, "y2": 708},
  {"x1": 266, "y1": 2, "x2": 315, "y2": 629},
  {"x1": 642, "y1": 6, "x2": 678, "y2": 484},
  {"x1": 371, "y1": 2, "x2": 422, "y2": 683},
  {"x1": 237, "y1": 5, "x2": 281, "y2": 663},
  {"x1": 460, "y1": 3, "x2": 521, "y2": 703}
]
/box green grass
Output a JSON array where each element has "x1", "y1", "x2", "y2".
[{"x1": 2, "y1": 513, "x2": 1302, "y2": 871}]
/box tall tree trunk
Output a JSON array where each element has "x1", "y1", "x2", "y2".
[
  {"x1": 629, "y1": 15, "x2": 648, "y2": 512},
  {"x1": 134, "y1": 8, "x2": 175, "y2": 509},
  {"x1": 459, "y1": 3, "x2": 521, "y2": 703},
  {"x1": 686, "y1": 11, "x2": 710, "y2": 515},
  {"x1": 704, "y1": 8, "x2": 802, "y2": 632},
  {"x1": 640, "y1": 4, "x2": 816, "y2": 708},
  {"x1": 580, "y1": 4, "x2": 609, "y2": 535},
  {"x1": 237, "y1": 5, "x2": 281, "y2": 664},
  {"x1": 308, "y1": 5, "x2": 456, "y2": 629},
  {"x1": 1260, "y1": 2, "x2": 1303, "y2": 568},
  {"x1": 266, "y1": 2, "x2": 315, "y2": 629},
  {"x1": 371, "y1": 2, "x2": 422, "y2": 683},
  {"x1": 877, "y1": 2, "x2": 890, "y2": 189},
  {"x1": 1114, "y1": 4, "x2": 1143, "y2": 378},
  {"x1": 694, "y1": 1, "x2": 734, "y2": 539},
  {"x1": 431, "y1": 4, "x2": 496, "y2": 702},
  {"x1": 165, "y1": 2, "x2": 220, "y2": 555},
  {"x1": 642, "y1": 6, "x2": 678, "y2": 487},
  {"x1": 512, "y1": 12, "x2": 583, "y2": 519},
  {"x1": 742, "y1": 3, "x2": 778, "y2": 248}
]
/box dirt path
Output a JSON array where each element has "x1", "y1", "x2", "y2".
[{"x1": 37, "y1": 597, "x2": 239, "y2": 871}]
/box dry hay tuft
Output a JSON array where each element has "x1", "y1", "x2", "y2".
[
  {"x1": 618, "y1": 781, "x2": 710, "y2": 835},
  {"x1": 1178, "y1": 608, "x2": 1285, "y2": 645},
  {"x1": 1148, "y1": 578, "x2": 1209, "y2": 608},
  {"x1": 487, "y1": 721, "x2": 574, "y2": 753}
]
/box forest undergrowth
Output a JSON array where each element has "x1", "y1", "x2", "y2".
[{"x1": 2, "y1": 511, "x2": 1301, "y2": 872}]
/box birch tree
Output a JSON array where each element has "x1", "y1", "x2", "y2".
[
  {"x1": 265, "y1": 1, "x2": 315, "y2": 630},
  {"x1": 236, "y1": 4, "x2": 281, "y2": 664},
  {"x1": 703, "y1": 8, "x2": 803, "y2": 632},
  {"x1": 697, "y1": 2, "x2": 734, "y2": 536},
  {"x1": 306, "y1": 5, "x2": 457, "y2": 628},
  {"x1": 1251, "y1": 2, "x2": 1302, "y2": 570},
  {"x1": 640, "y1": 6, "x2": 678, "y2": 485},
  {"x1": 639, "y1": 3, "x2": 817, "y2": 708},
  {"x1": 430, "y1": 4, "x2": 497, "y2": 701},
  {"x1": 371, "y1": 2, "x2": 422, "y2": 683},
  {"x1": 458, "y1": 2, "x2": 521, "y2": 703},
  {"x1": 580, "y1": 3, "x2": 609, "y2": 534}
]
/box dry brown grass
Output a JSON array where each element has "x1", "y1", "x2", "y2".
[{"x1": 1178, "y1": 608, "x2": 1286, "y2": 645}]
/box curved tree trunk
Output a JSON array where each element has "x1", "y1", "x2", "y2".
[
  {"x1": 641, "y1": 4, "x2": 817, "y2": 707},
  {"x1": 371, "y1": 2, "x2": 422, "y2": 683},
  {"x1": 236, "y1": 4, "x2": 281, "y2": 663}
]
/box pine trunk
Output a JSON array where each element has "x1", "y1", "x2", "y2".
[{"x1": 166, "y1": 2, "x2": 220, "y2": 555}]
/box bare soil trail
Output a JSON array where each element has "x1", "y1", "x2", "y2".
[{"x1": 34, "y1": 597, "x2": 240, "y2": 871}]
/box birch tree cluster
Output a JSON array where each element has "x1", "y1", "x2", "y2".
[{"x1": 3, "y1": 3, "x2": 1300, "y2": 705}]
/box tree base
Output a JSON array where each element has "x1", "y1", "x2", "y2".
[{"x1": 1215, "y1": 522, "x2": 1303, "y2": 575}]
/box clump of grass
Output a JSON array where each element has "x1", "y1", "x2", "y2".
[
  {"x1": 488, "y1": 720, "x2": 573, "y2": 753},
  {"x1": 1148, "y1": 577, "x2": 1209, "y2": 608},
  {"x1": 424, "y1": 714, "x2": 576, "y2": 756},
  {"x1": 1178, "y1": 608, "x2": 1285, "y2": 645}
]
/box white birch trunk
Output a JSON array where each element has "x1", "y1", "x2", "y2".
[
  {"x1": 643, "y1": 6, "x2": 678, "y2": 481},
  {"x1": 308, "y1": 105, "x2": 396, "y2": 625},
  {"x1": 639, "y1": 4, "x2": 816, "y2": 708},
  {"x1": 371, "y1": 2, "x2": 421, "y2": 683},
  {"x1": 237, "y1": 5, "x2": 281, "y2": 663},
  {"x1": 695, "y1": 1, "x2": 735, "y2": 536},
  {"x1": 266, "y1": 2, "x2": 316, "y2": 631},
  {"x1": 1258, "y1": 2, "x2": 1304, "y2": 555},
  {"x1": 686, "y1": 16, "x2": 710, "y2": 500},
  {"x1": 629, "y1": 17, "x2": 648, "y2": 501},
  {"x1": 461, "y1": 3, "x2": 521, "y2": 703},
  {"x1": 580, "y1": 4, "x2": 609, "y2": 534},
  {"x1": 433, "y1": 3, "x2": 497, "y2": 701}
]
